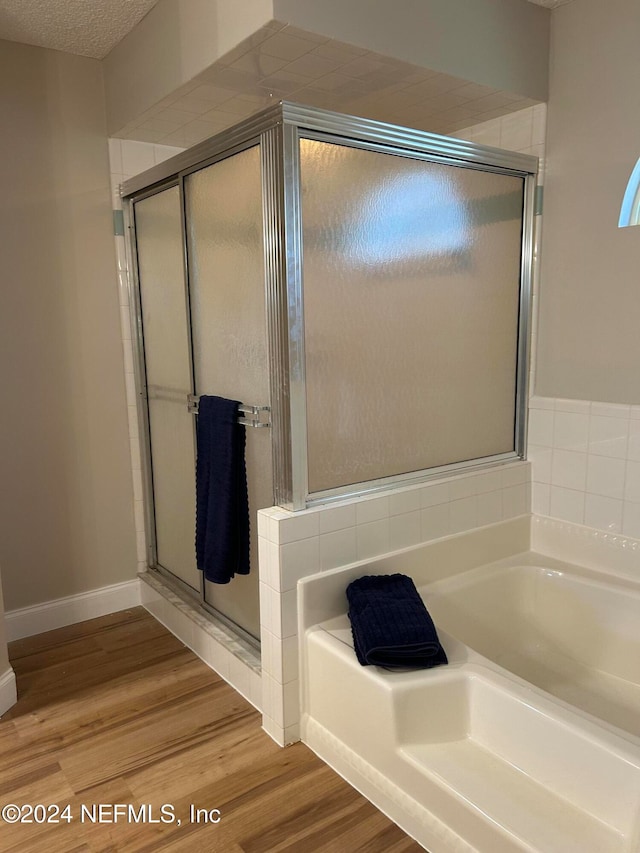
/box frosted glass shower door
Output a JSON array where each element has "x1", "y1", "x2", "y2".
[
  {"x1": 134, "y1": 186, "x2": 200, "y2": 591},
  {"x1": 185, "y1": 146, "x2": 271, "y2": 641},
  {"x1": 299, "y1": 138, "x2": 525, "y2": 494}
]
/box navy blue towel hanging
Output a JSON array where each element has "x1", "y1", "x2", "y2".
[{"x1": 195, "y1": 395, "x2": 250, "y2": 584}]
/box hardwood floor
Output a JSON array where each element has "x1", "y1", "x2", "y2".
[{"x1": 0, "y1": 607, "x2": 424, "y2": 852}]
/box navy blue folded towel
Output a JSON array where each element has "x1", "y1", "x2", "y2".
[
  {"x1": 195, "y1": 395, "x2": 250, "y2": 584},
  {"x1": 346, "y1": 574, "x2": 447, "y2": 669}
]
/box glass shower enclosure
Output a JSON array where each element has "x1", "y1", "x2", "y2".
[{"x1": 123, "y1": 102, "x2": 537, "y2": 647}]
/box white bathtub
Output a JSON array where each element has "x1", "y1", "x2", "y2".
[
  {"x1": 424, "y1": 556, "x2": 640, "y2": 738},
  {"x1": 299, "y1": 525, "x2": 640, "y2": 853}
]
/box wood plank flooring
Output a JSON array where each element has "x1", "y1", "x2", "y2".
[{"x1": 0, "y1": 607, "x2": 424, "y2": 852}]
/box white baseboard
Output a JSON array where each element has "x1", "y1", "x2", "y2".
[
  {"x1": 0, "y1": 668, "x2": 17, "y2": 715},
  {"x1": 5, "y1": 579, "x2": 141, "y2": 642}
]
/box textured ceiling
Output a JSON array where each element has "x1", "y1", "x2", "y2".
[{"x1": 0, "y1": 0, "x2": 159, "y2": 59}]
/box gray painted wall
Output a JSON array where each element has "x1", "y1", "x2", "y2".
[
  {"x1": 535, "y1": 0, "x2": 640, "y2": 403},
  {"x1": 104, "y1": 0, "x2": 274, "y2": 134},
  {"x1": 273, "y1": 0, "x2": 549, "y2": 100},
  {"x1": 0, "y1": 41, "x2": 137, "y2": 609}
]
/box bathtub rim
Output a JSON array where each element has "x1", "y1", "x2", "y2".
[
  {"x1": 299, "y1": 519, "x2": 640, "y2": 752},
  {"x1": 421, "y1": 550, "x2": 640, "y2": 599}
]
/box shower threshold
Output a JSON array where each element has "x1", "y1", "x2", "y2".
[{"x1": 139, "y1": 570, "x2": 262, "y2": 707}]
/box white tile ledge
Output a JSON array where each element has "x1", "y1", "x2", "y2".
[
  {"x1": 532, "y1": 514, "x2": 640, "y2": 581},
  {"x1": 530, "y1": 394, "x2": 640, "y2": 420}
]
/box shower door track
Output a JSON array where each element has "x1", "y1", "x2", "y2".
[{"x1": 147, "y1": 563, "x2": 261, "y2": 652}]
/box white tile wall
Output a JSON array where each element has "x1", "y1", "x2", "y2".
[
  {"x1": 529, "y1": 396, "x2": 640, "y2": 538},
  {"x1": 455, "y1": 103, "x2": 546, "y2": 176},
  {"x1": 259, "y1": 461, "x2": 531, "y2": 744}
]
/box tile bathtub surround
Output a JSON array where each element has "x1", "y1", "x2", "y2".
[
  {"x1": 455, "y1": 103, "x2": 546, "y2": 177},
  {"x1": 529, "y1": 396, "x2": 640, "y2": 538},
  {"x1": 258, "y1": 461, "x2": 531, "y2": 745},
  {"x1": 531, "y1": 515, "x2": 640, "y2": 584}
]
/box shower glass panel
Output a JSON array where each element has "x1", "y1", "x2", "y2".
[
  {"x1": 134, "y1": 186, "x2": 200, "y2": 591},
  {"x1": 185, "y1": 145, "x2": 270, "y2": 641},
  {"x1": 299, "y1": 138, "x2": 525, "y2": 493},
  {"x1": 124, "y1": 103, "x2": 537, "y2": 631}
]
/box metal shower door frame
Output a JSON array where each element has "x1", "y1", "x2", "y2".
[
  {"x1": 276, "y1": 103, "x2": 538, "y2": 510},
  {"x1": 124, "y1": 128, "x2": 281, "y2": 645},
  {"x1": 123, "y1": 100, "x2": 538, "y2": 520}
]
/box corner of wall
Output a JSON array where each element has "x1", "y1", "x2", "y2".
[
  {"x1": 103, "y1": 0, "x2": 276, "y2": 135},
  {"x1": 0, "y1": 568, "x2": 16, "y2": 715},
  {"x1": 0, "y1": 668, "x2": 17, "y2": 717}
]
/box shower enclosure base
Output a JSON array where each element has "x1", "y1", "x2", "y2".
[{"x1": 139, "y1": 571, "x2": 262, "y2": 712}]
